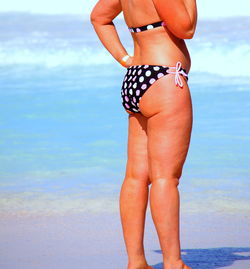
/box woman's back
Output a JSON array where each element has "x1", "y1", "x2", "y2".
[
  {"x1": 120, "y1": 0, "x2": 160, "y2": 26},
  {"x1": 119, "y1": 0, "x2": 191, "y2": 70}
]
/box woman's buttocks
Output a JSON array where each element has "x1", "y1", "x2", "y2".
[{"x1": 131, "y1": 27, "x2": 191, "y2": 72}]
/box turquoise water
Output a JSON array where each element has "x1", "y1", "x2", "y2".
[{"x1": 0, "y1": 13, "x2": 250, "y2": 216}]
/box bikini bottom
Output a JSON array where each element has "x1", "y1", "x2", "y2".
[{"x1": 121, "y1": 61, "x2": 188, "y2": 114}]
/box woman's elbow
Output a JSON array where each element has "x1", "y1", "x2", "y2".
[
  {"x1": 173, "y1": 29, "x2": 195, "y2": 39},
  {"x1": 182, "y1": 19, "x2": 197, "y2": 39},
  {"x1": 90, "y1": 8, "x2": 104, "y2": 25},
  {"x1": 90, "y1": 10, "x2": 98, "y2": 24},
  {"x1": 183, "y1": 28, "x2": 195, "y2": 39},
  {"x1": 175, "y1": 23, "x2": 196, "y2": 39},
  {"x1": 90, "y1": 10, "x2": 112, "y2": 26}
]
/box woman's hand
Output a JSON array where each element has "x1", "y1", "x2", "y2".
[
  {"x1": 119, "y1": 55, "x2": 134, "y2": 68},
  {"x1": 124, "y1": 56, "x2": 134, "y2": 67}
]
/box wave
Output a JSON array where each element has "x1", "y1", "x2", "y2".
[
  {"x1": 189, "y1": 43, "x2": 250, "y2": 77},
  {"x1": 0, "y1": 43, "x2": 249, "y2": 77},
  {"x1": 0, "y1": 45, "x2": 112, "y2": 68}
]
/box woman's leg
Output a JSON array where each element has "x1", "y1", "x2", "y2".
[
  {"x1": 140, "y1": 74, "x2": 193, "y2": 269},
  {"x1": 119, "y1": 113, "x2": 153, "y2": 269}
]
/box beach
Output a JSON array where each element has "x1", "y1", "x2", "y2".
[
  {"x1": 0, "y1": 12, "x2": 250, "y2": 268},
  {"x1": 1, "y1": 211, "x2": 250, "y2": 269}
]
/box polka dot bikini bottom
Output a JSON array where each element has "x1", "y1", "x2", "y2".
[{"x1": 121, "y1": 61, "x2": 189, "y2": 114}]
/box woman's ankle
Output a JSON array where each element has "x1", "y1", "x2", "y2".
[
  {"x1": 164, "y1": 258, "x2": 184, "y2": 269},
  {"x1": 127, "y1": 259, "x2": 149, "y2": 269}
]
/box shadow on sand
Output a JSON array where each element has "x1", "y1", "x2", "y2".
[{"x1": 152, "y1": 247, "x2": 250, "y2": 269}]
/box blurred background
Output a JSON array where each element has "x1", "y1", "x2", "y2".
[{"x1": 0, "y1": 1, "x2": 250, "y2": 269}]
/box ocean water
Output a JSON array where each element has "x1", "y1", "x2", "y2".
[{"x1": 0, "y1": 13, "x2": 250, "y2": 216}]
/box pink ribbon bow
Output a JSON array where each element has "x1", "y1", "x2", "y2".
[{"x1": 167, "y1": 61, "x2": 188, "y2": 88}]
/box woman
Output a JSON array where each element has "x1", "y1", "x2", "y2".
[{"x1": 90, "y1": 0, "x2": 197, "y2": 268}]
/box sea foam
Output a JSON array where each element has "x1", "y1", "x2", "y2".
[{"x1": 0, "y1": 43, "x2": 249, "y2": 77}]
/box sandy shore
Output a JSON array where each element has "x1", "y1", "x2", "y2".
[
  {"x1": 223, "y1": 259, "x2": 250, "y2": 269},
  {"x1": 0, "y1": 211, "x2": 249, "y2": 269}
]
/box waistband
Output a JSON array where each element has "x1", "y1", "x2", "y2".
[{"x1": 126, "y1": 62, "x2": 188, "y2": 87}]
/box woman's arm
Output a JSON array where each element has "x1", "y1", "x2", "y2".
[
  {"x1": 90, "y1": 0, "x2": 132, "y2": 66},
  {"x1": 152, "y1": 0, "x2": 198, "y2": 39}
]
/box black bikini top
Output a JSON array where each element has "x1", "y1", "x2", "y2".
[{"x1": 128, "y1": 20, "x2": 165, "y2": 33}]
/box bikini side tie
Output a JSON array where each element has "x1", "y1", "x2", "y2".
[{"x1": 166, "y1": 61, "x2": 188, "y2": 88}]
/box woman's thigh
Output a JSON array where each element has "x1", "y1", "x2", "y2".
[
  {"x1": 142, "y1": 75, "x2": 193, "y2": 181},
  {"x1": 124, "y1": 112, "x2": 149, "y2": 184}
]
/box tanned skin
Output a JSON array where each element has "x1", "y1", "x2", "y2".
[{"x1": 91, "y1": 1, "x2": 197, "y2": 268}]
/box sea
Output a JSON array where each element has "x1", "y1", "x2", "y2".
[{"x1": 0, "y1": 12, "x2": 250, "y2": 217}]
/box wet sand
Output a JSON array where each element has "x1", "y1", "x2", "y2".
[{"x1": 0, "y1": 210, "x2": 249, "y2": 269}]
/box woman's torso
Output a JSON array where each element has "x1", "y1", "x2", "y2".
[{"x1": 119, "y1": 0, "x2": 191, "y2": 72}]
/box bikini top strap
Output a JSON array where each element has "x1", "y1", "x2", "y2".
[{"x1": 128, "y1": 21, "x2": 165, "y2": 33}]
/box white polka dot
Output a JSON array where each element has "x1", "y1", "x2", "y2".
[
  {"x1": 139, "y1": 76, "x2": 144, "y2": 83},
  {"x1": 144, "y1": 65, "x2": 149, "y2": 69},
  {"x1": 157, "y1": 73, "x2": 164, "y2": 78},
  {"x1": 133, "y1": 76, "x2": 137, "y2": 81},
  {"x1": 132, "y1": 108, "x2": 138, "y2": 112},
  {"x1": 145, "y1": 70, "x2": 151, "y2": 77},
  {"x1": 149, "y1": 78, "x2": 156, "y2": 84},
  {"x1": 124, "y1": 82, "x2": 127, "y2": 88},
  {"x1": 129, "y1": 82, "x2": 132, "y2": 88},
  {"x1": 138, "y1": 69, "x2": 142, "y2": 75},
  {"x1": 128, "y1": 76, "x2": 132, "y2": 81},
  {"x1": 147, "y1": 25, "x2": 153, "y2": 30},
  {"x1": 136, "y1": 90, "x2": 140, "y2": 96},
  {"x1": 125, "y1": 103, "x2": 130, "y2": 108},
  {"x1": 136, "y1": 28, "x2": 141, "y2": 32},
  {"x1": 132, "y1": 70, "x2": 136, "y2": 75},
  {"x1": 129, "y1": 89, "x2": 133, "y2": 95},
  {"x1": 133, "y1": 97, "x2": 137, "y2": 103},
  {"x1": 153, "y1": 66, "x2": 160, "y2": 71},
  {"x1": 141, "y1": 84, "x2": 147, "y2": 90},
  {"x1": 124, "y1": 76, "x2": 127, "y2": 81},
  {"x1": 133, "y1": 83, "x2": 137, "y2": 88},
  {"x1": 125, "y1": 96, "x2": 129, "y2": 102},
  {"x1": 125, "y1": 89, "x2": 127, "y2": 95},
  {"x1": 128, "y1": 70, "x2": 131, "y2": 75}
]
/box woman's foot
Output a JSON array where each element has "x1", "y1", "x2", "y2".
[{"x1": 164, "y1": 259, "x2": 192, "y2": 269}]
